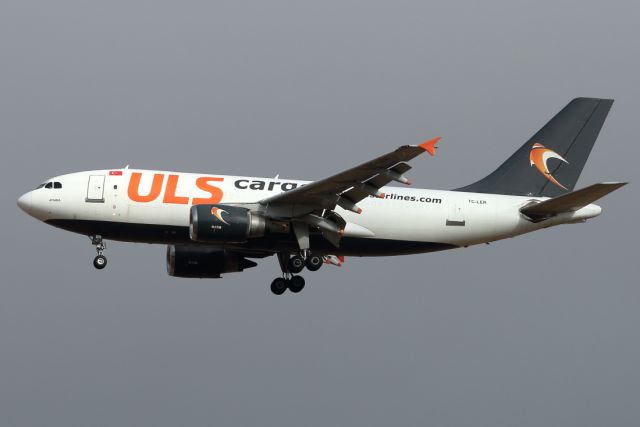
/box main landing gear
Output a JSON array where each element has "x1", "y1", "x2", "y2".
[
  {"x1": 90, "y1": 235, "x2": 107, "y2": 270},
  {"x1": 270, "y1": 274, "x2": 305, "y2": 295},
  {"x1": 287, "y1": 253, "x2": 322, "y2": 274},
  {"x1": 271, "y1": 251, "x2": 323, "y2": 295}
]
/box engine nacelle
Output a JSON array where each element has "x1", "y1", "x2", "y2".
[
  {"x1": 189, "y1": 204, "x2": 266, "y2": 243},
  {"x1": 166, "y1": 245, "x2": 257, "y2": 278}
]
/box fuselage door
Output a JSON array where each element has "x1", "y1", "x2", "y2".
[
  {"x1": 446, "y1": 203, "x2": 466, "y2": 226},
  {"x1": 86, "y1": 175, "x2": 105, "y2": 202}
]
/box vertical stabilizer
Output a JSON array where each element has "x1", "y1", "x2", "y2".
[{"x1": 455, "y1": 98, "x2": 614, "y2": 197}]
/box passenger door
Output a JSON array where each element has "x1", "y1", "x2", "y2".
[{"x1": 86, "y1": 175, "x2": 105, "y2": 202}]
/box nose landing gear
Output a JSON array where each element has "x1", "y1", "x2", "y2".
[
  {"x1": 90, "y1": 235, "x2": 107, "y2": 270},
  {"x1": 93, "y1": 254, "x2": 107, "y2": 269}
]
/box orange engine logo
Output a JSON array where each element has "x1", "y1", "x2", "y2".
[
  {"x1": 210, "y1": 207, "x2": 229, "y2": 225},
  {"x1": 529, "y1": 143, "x2": 569, "y2": 190}
]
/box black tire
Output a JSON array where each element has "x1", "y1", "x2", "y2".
[
  {"x1": 288, "y1": 256, "x2": 305, "y2": 274},
  {"x1": 93, "y1": 255, "x2": 107, "y2": 270},
  {"x1": 305, "y1": 254, "x2": 323, "y2": 272},
  {"x1": 288, "y1": 275, "x2": 305, "y2": 293},
  {"x1": 270, "y1": 278, "x2": 287, "y2": 295}
]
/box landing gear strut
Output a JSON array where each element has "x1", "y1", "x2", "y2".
[{"x1": 90, "y1": 235, "x2": 107, "y2": 270}]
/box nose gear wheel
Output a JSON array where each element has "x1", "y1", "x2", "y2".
[{"x1": 89, "y1": 235, "x2": 108, "y2": 270}]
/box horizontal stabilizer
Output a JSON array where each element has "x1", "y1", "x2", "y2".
[{"x1": 520, "y1": 182, "x2": 627, "y2": 221}]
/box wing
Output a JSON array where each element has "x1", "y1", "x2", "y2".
[{"x1": 260, "y1": 137, "x2": 441, "y2": 217}]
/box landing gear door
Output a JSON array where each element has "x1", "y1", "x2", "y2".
[{"x1": 86, "y1": 175, "x2": 105, "y2": 202}]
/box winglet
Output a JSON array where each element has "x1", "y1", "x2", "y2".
[{"x1": 419, "y1": 136, "x2": 441, "y2": 156}]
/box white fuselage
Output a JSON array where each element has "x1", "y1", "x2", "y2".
[{"x1": 17, "y1": 168, "x2": 602, "y2": 255}]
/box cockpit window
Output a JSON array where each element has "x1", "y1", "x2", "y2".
[{"x1": 36, "y1": 181, "x2": 62, "y2": 189}]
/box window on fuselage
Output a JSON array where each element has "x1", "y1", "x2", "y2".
[
  {"x1": 45, "y1": 182, "x2": 53, "y2": 189},
  {"x1": 54, "y1": 182, "x2": 62, "y2": 189}
]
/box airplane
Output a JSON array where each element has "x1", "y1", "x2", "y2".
[{"x1": 17, "y1": 98, "x2": 627, "y2": 295}]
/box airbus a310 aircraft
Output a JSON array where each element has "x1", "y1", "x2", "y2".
[{"x1": 17, "y1": 98, "x2": 626, "y2": 294}]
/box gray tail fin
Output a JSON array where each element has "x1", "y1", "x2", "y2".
[{"x1": 454, "y1": 98, "x2": 614, "y2": 197}]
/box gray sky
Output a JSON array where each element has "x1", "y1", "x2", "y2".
[{"x1": 1, "y1": 1, "x2": 639, "y2": 426}]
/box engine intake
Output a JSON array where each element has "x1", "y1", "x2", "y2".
[
  {"x1": 166, "y1": 245, "x2": 257, "y2": 278},
  {"x1": 190, "y1": 204, "x2": 266, "y2": 243}
]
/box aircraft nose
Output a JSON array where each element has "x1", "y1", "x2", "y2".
[{"x1": 17, "y1": 191, "x2": 32, "y2": 214}]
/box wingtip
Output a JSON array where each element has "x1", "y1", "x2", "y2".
[{"x1": 419, "y1": 136, "x2": 441, "y2": 156}]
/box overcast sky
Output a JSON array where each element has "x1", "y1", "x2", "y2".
[{"x1": 1, "y1": 1, "x2": 639, "y2": 426}]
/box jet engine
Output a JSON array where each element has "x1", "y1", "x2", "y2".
[
  {"x1": 189, "y1": 204, "x2": 266, "y2": 243},
  {"x1": 166, "y1": 245, "x2": 257, "y2": 278}
]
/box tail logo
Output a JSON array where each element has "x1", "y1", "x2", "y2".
[
  {"x1": 529, "y1": 143, "x2": 569, "y2": 190},
  {"x1": 210, "y1": 207, "x2": 230, "y2": 225}
]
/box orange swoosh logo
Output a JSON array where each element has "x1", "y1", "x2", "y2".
[
  {"x1": 529, "y1": 143, "x2": 569, "y2": 190},
  {"x1": 210, "y1": 207, "x2": 229, "y2": 225}
]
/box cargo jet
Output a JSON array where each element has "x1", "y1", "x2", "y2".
[{"x1": 17, "y1": 98, "x2": 626, "y2": 294}]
